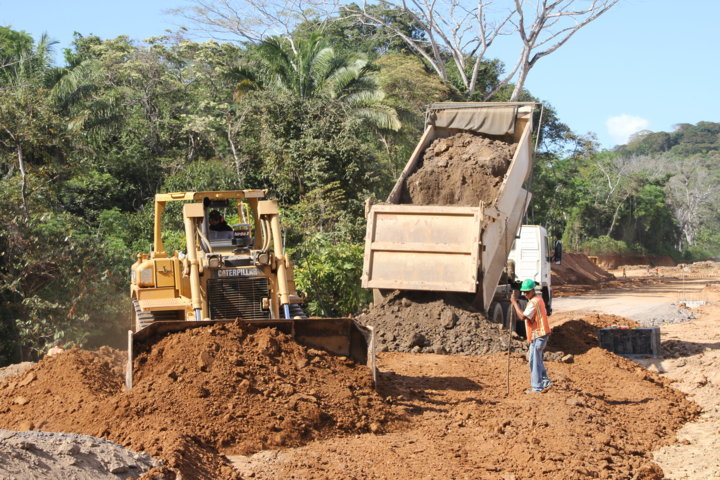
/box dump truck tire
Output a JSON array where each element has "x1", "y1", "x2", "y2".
[{"x1": 490, "y1": 302, "x2": 504, "y2": 324}]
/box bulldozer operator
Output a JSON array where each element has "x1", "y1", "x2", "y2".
[{"x1": 208, "y1": 210, "x2": 232, "y2": 231}]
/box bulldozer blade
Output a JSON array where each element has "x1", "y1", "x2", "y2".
[{"x1": 126, "y1": 318, "x2": 375, "y2": 389}]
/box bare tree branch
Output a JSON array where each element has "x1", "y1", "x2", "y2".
[
  {"x1": 171, "y1": 0, "x2": 334, "y2": 43},
  {"x1": 505, "y1": 0, "x2": 619, "y2": 100},
  {"x1": 174, "y1": 0, "x2": 619, "y2": 99}
]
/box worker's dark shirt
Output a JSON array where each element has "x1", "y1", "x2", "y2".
[{"x1": 210, "y1": 222, "x2": 232, "y2": 232}]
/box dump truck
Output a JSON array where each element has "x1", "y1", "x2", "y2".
[
  {"x1": 362, "y1": 102, "x2": 561, "y2": 329},
  {"x1": 127, "y1": 190, "x2": 374, "y2": 388}
]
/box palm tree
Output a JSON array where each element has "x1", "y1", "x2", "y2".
[
  {"x1": 0, "y1": 28, "x2": 55, "y2": 86},
  {"x1": 252, "y1": 33, "x2": 400, "y2": 131},
  {"x1": 0, "y1": 31, "x2": 60, "y2": 215}
]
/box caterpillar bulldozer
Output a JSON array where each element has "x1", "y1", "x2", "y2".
[{"x1": 126, "y1": 190, "x2": 374, "y2": 388}]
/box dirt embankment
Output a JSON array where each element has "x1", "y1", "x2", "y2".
[
  {"x1": 356, "y1": 291, "x2": 526, "y2": 355},
  {"x1": 598, "y1": 254, "x2": 677, "y2": 269},
  {"x1": 401, "y1": 132, "x2": 516, "y2": 206},
  {"x1": 552, "y1": 252, "x2": 615, "y2": 286},
  {"x1": 0, "y1": 322, "x2": 393, "y2": 479}
]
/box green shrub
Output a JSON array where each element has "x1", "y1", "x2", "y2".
[
  {"x1": 291, "y1": 234, "x2": 371, "y2": 317},
  {"x1": 579, "y1": 236, "x2": 631, "y2": 255}
]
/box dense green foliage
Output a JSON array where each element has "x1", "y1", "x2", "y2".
[
  {"x1": 0, "y1": 19, "x2": 717, "y2": 365},
  {"x1": 616, "y1": 122, "x2": 720, "y2": 157}
]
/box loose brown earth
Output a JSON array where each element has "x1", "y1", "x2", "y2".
[
  {"x1": 1, "y1": 262, "x2": 719, "y2": 479},
  {"x1": 552, "y1": 252, "x2": 616, "y2": 287},
  {"x1": 401, "y1": 132, "x2": 516, "y2": 206},
  {"x1": 0, "y1": 322, "x2": 390, "y2": 479},
  {"x1": 229, "y1": 266, "x2": 720, "y2": 479},
  {"x1": 230, "y1": 319, "x2": 697, "y2": 479}
]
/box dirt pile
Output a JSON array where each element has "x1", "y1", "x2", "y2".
[
  {"x1": 548, "y1": 312, "x2": 641, "y2": 355},
  {"x1": 230, "y1": 314, "x2": 699, "y2": 479},
  {"x1": 0, "y1": 429, "x2": 158, "y2": 479},
  {"x1": 401, "y1": 132, "x2": 516, "y2": 206},
  {"x1": 552, "y1": 252, "x2": 615, "y2": 286},
  {"x1": 0, "y1": 322, "x2": 393, "y2": 479},
  {"x1": 356, "y1": 291, "x2": 527, "y2": 355}
]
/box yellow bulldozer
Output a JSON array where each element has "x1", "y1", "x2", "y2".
[{"x1": 126, "y1": 190, "x2": 373, "y2": 388}]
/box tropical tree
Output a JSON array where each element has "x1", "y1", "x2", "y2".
[
  {"x1": 663, "y1": 153, "x2": 720, "y2": 251},
  {"x1": 250, "y1": 32, "x2": 400, "y2": 130},
  {"x1": 0, "y1": 31, "x2": 62, "y2": 214}
]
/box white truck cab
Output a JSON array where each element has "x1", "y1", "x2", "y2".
[
  {"x1": 509, "y1": 225, "x2": 552, "y2": 289},
  {"x1": 507, "y1": 224, "x2": 560, "y2": 316}
]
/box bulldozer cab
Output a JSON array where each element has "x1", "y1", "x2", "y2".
[{"x1": 201, "y1": 198, "x2": 254, "y2": 251}]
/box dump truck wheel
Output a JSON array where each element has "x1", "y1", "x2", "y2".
[
  {"x1": 513, "y1": 298, "x2": 528, "y2": 339},
  {"x1": 489, "y1": 302, "x2": 504, "y2": 324}
]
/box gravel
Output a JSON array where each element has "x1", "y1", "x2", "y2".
[
  {"x1": 0, "y1": 429, "x2": 159, "y2": 480},
  {"x1": 631, "y1": 303, "x2": 697, "y2": 327}
]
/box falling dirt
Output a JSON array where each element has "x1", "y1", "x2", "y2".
[
  {"x1": 230, "y1": 312, "x2": 699, "y2": 479},
  {"x1": 356, "y1": 290, "x2": 527, "y2": 355},
  {"x1": 0, "y1": 322, "x2": 392, "y2": 479},
  {"x1": 401, "y1": 132, "x2": 516, "y2": 206}
]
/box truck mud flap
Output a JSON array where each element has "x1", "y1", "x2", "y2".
[{"x1": 126, "y1": 318, "x2": 375, "y2": 389}]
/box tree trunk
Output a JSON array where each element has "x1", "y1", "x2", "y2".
[
  {"x1": 17, "y1": 143, "x2": 28, "y2": 216},
  {"x1": 606, "y1": 193, "x2": 630, "y2": 237},
  {"x1": 509, "y1": 61, "x2": 530, "y2": 101},
  {"x1": 227, "y1": 114, "x2": 246, "y2": 186}
]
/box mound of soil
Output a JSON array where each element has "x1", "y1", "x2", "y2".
[
  {"x1": 401, "y1": 132, "x2": 516, "y2": 206},
  {"x1": 0, "y1": 322, "x2": 392, "y2": 479},
  {"x1": 356, "y1": 291, "x2": 527, "y2": 355},
  {"x1": 552, "y1": 252, "x2": 615, "y2": 285},
  {"x1": 548, "y1": 312, "x2": 641, "y2": 355},
  {"x1": 231, "y1": 321, "x2": 699, "y2": 479}
]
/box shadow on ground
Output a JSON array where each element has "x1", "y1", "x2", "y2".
[{"x1": 662, "y1": 339, "x2": 720, "y2": 358}]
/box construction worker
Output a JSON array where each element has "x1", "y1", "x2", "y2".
[
  {"x1": 209, "y1": 210, "x2": 232, "y2": 232},
  {"x1": 510, "y1": 279, "x2": 552, "y2": 393}
]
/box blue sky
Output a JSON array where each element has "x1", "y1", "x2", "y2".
[{"x1": 1, "y1": 0, "x2": 715, "y2": 148}]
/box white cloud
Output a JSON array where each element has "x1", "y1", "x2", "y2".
[{"x1": 605, "y1": 114, "x2": 650, "y2": 146}]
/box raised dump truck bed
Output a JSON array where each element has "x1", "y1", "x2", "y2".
[{"x1": 362, "y1": 103, "x2": 535, "y2": 313}]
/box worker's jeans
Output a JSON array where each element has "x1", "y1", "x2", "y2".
[{"x1": 528, "y1": 334, "x2": 551, "y2": 392}]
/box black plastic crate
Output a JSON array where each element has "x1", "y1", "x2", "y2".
[{"x1": 598, "y1": 327, "x2": 660, "y2": 358}]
